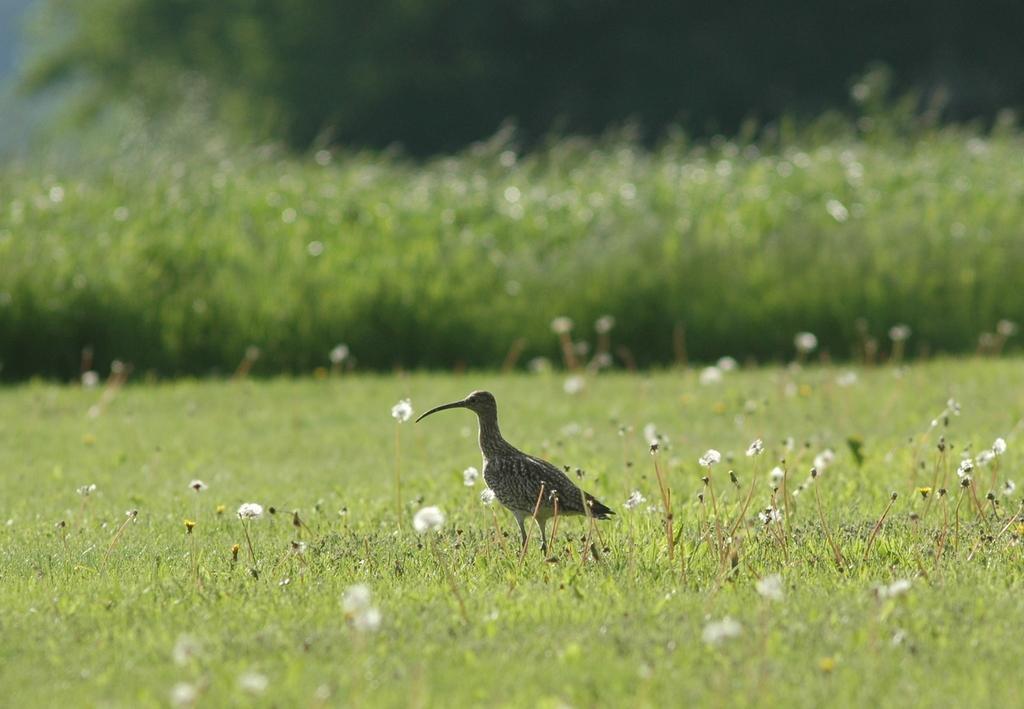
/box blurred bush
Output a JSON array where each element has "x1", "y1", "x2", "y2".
[
  {"x1": 22, "y1": 0, "x2": 1024, "y2": 153},
  {"x1": 1, "y1": 108, "x2": 1022, "y2": 379}
]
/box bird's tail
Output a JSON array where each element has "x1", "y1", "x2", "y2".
[{"x1": 586, "y1": 494, "x2": 615, "y2": 519}]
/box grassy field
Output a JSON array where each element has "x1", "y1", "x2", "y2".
[
  {"x1": 2, "y1": 359, "x2": 1023, "y2": 706},
  {"x1": 3, "y1": 115, "x2": 1024, "y2": 378}
]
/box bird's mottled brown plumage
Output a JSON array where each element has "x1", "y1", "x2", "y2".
[{"x1": 417, "y1": 390, "x2": 613, "y2": 551}]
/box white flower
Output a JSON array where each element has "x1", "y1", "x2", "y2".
[
  {"x1": 391, "y1": 399, "x2": 413, "y2": 423},
  {"x1": 698, "y1": 449, "x2": 722, "y2": 468},
  {"x1": 352, "y1": 606, "x2": 382, "y2": 632},
  {"x1": 343, "y1": 584, "x2": 382, "y2": 632},
  {"x1": 992, "y1": 437, "x2": 1007, "y2": 455},
  {"x1": 81, "y1": 371, "x2": 100, "y2": 388},
  {"x1": 551, "y1": 316, "x2": 574, "y2": 335},
  {"x1": 643, "y1": 423, "x2": 665, "y2": 446},
  {"x1": 594, "y1": 315, "x2": 615, "y2": 334},
  {"x1": 238, "y1": 672, "x2": 269, "y2": 694},
  {"x1": 480, "y1": 488, "x2": 496, "y2": 505},
  {"x1": 875, "y1": 579, "x2": 912, "y2": 599},
  {"x1": 237, "y1": 503, "x2": 264, "y2": 520},
  {"x1": 716, "y1": 356, "x2": 738, "y2": 372},
  {"x1": 1002, "y1": 480, "x2": 1016, "y2": 496},
  {"x1": 329, "y1": 344, "x2": 350, "y2": 364},
  {"x1": 172, "y1": 635, "x2": 201, "y2": 667},
  {"x1": 836, "y1": 371, "x2": 858, "y2": 387},
  {"x1": 888, "y1": 324, "x2": 911, "y2": 342},
  {"x1": 624, "y1": 491, "x2": 647, "y2": 510},
  {"x1": 77, "y1": 483, "x2": 97, "y2": 497},
  {"x1": 813, "y1": 449, "x2": 835, "y2": 472},
  {"x1": 769, "y1": 467, "x2": 785, "y2": 485},
  {"x1": 170, "y1": 682, "x2": 198, "y2": 707},
  {"x1": 794, "y1": 332, "x2": 818, "y2": 354},
  {"x1": 758, "y1": 507, "x2": 783, "y2": 525},
  {"x1": 699, "y1": 366, "x2": 723, "y2": 385},
  {"x1": 755, "y1": 574, "x2": 784, "y2": 601},
  {"x1": 745, "y1": 439, "x2": 765, "y2": 457},
  {"x1": 343, "y1": 584, "x2": 373, "y2": 614},
  {"x1": 528, "y1": 357, "x2": 552, "y2": 373},
  {"x1": 413, "y1": 506, "x2": 445, "y2": 534},
  {"x1": 188, "y1": 479, "x2": 207, "y2": 492},
  {"x1": 702, "y1": 617, "x2": 742, "y2": 645},
  {"x1": 997, "y1": 319, "x2": 1018, "y2": 337},
  {"x1": 563, "y1": 375, "x2": 585, "y2": 395},
  {"x1": 463, "y1": 466, "x2": 479, "y2": 487},
  {"x1": 956, "y1": 459, "x2": 974, "y2": 478}
]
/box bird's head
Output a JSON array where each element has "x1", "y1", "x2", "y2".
[{"x1": 416, "y1": 390, "x2": 497, "y2": 422}]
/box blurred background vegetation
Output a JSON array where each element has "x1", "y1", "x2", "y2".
[{"x1": 1, "y1": 0, "x2": 1022, "y2": 378}]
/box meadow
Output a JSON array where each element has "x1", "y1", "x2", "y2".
[
  {"x1": 3, "y1": 109, "x2": 1024, "y2": 379},
  {"x1": 2, "y1": 358, "x2": 1023, "y2": 707}
]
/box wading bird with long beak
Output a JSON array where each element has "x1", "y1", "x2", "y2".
[{"x1": 416, "y1": 390, "x2": 613, "y2": 552}]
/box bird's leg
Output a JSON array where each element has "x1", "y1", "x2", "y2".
[
  {"x1": 538, "y1": 518, "x2": 548, "y2": 556},
  {"x1": 513, "y1": 511, "x2": 528, "y2": 552}
]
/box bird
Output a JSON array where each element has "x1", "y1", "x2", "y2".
[{"x1": 416, "y1": 390, "x2": 613, "y2": 552}]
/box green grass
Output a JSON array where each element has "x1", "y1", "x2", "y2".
[
  {"x1": 3, "y1": 115, "x2": 1024, "y2": 378},
  {"x1": 2, "y1": 359, "x2": 1023, "y2": 706}
]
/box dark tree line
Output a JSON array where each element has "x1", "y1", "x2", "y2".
[{"x1": 24, "y1": 0, "x2": 1024, "y2": 153}]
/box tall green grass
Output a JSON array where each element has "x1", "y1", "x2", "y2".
[{"x1": 2, "y1": 113, "x2": 1023, "y2": 378}]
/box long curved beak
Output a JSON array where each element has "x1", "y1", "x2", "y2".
[{"x1": 415, "y1": 399, "x2": 467, "y2": 423}]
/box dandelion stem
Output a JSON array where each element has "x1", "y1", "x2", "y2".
[
  {"x1": 862, "y1": 493, "x2": 897, "y2": 562},
  {"x1": 812, "y1": 479, "x2": 845, "y2": 569},
  {"x1": 241, "y1": 518, "x2": 259, "y2": 577},
  {"x1": 394, "y1": 424, "x2": 403, "y2": 530},
  {"x1": 430, "y1": 535, "x2": 468, "y2": 624},
  {"x1": 651, "y1": 451, "x2": 674, "y2": 561}
]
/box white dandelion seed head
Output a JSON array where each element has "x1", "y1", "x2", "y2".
[
  {"x1": 170, "y1": 682, "x2": 199, "y2": 707},
  {"x1": 172, "y1": 634, "x2": 201, "y2": 667},
  {"x1": 563, "y1": 375, "x2": 586, "y2": 395},
  {"x1": 351, "y1": 606, "x2": 382, "y2": 632},
  {"x1": 594, "y1": 315, "x2": 615, "y2": 334},
  {"x1": 551, "y1": 316, "x2": 574, "y2": 335},
  {"x1": 463, "y1": 466, "x2": 479, "y2": 487},
  {"x1": 746, "y1": 439, "x2": 765, "y2": 457},
  {"x1": 758, "y1": 507, "x2": 783, "y2": 525},
  {"x1": 794, "y1": 332, "x2": 818, "y2": 353},
  {"x1": 769, "y1": 467, "x2": 785, "y2": 485},
  {"x1": 1002, "y1": 480, "x2": 1016, "y2": 496},
  {"x1": 888, "y1": 324, "x2": 911, "y2": 342},
  {"x1": 699, "y1": 366, "x2": 723, "y2": 386},
  {"x1": 836, "y1": 370, "x2": 858, "y2": 387},
  {"x1": 238, "y1": 672, "x2": 269, "y2": 694},
  {"x1": 976, "y1": 450, "x2": 995, "y2": 467},
  {"x1": 702, "y1": 617, "x2": 743, "y2": 645},
  {"x1": 391, "y1": 399, "x2": 413, "y2": 423},
  {"x1": 528, "y1": 356, "x2": 552, "y2": 374},
  {"x1": 342, "y1": 584, "x2": 373, "y2": 615},
  {"x1": 947, "y1": 398, "x2": 961, "y2": 416},
  {"x1": 992, "y1": 437, "x2": 1007, "y2": 456},
  {"x1": 624, "y1": 490, "x2": 647, "y2": 510},
  {"x1": 480, "y1": 488, "x2": 497, "y2": 505},
  {"x1": 956, "y1": 458, "x2": 974, "y2": 478},
  {"x1": 813, "y1": 448, "x2": 835, "y2": 472},
  {"x1": 716, "y1": 356, "x2": 738, "y2": 372},
  {"x1": 755, "y1": 574, "x2": 784, "y2": 602},
  {"x1": 875, "y1": 578, "x2": 912, "y2": 599},
  {"x1": 237, "y1": 502, "x2": 264, "y2": 520},
  {"x1": 329, "y1": 344, "x2": 350, "y2": 364},
  {"x1": 77, "y1": 484, "x2": 97, "y2": 497},
  {"x1": 412, "y1": 506, "x2": 445, "y2": 534},
  {"x1": 698, "y1": 449, "x2": 722, "y2": 467},
  {"x1": 825, "y1": 199, "x2": 849, "y2": 223},
  {"x1": 81, "y1": 371, "x2": 100, "y2": 388},
  {"x1": 188, "y1": 479, "x2": 207, "y2": 492},
  {"x1": 997, "y1": 319, "x2": 1018, "y2": 337}
]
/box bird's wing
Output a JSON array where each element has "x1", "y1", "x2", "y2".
[{"x1": 522, "y1": 455, "x2": 590, "y2": 513}]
